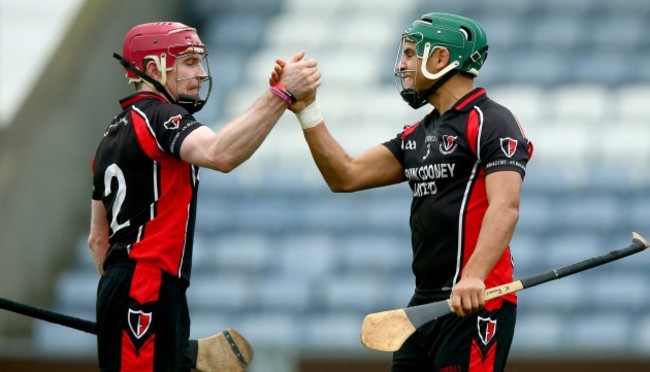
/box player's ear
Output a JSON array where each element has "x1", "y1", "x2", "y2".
[
  {"x1": 144, "y1": 59, "x2": 162, "y2": 80},
  {"x1": 424, "y1": 48, "x2": 449, "y2": 73},
  {"x1": 435, "y1": 48, "x2": 451, "y2": 67}
]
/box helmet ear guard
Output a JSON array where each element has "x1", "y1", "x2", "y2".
[
  {"x1": 418, "y1": 43, "x2": 460, "y2": 80},
  {"x1": 113, "y1": 52, "x2": 178, "y2": 105}
]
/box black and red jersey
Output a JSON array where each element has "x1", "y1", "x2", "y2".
[
  {"x1": 383, "y1": 88, "x2": 533, "y2": 304},
  {"x1": 91, "y1": 92, "x2": 204, "y2": 285}
]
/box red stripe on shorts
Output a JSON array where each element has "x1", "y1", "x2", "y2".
[{"x1": 470, "y1": 339, "x2": 497, "y2": 371}]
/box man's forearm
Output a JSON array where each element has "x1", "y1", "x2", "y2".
[{"x1": 462, "y1": 203, "x2": 519, "y2": 280}]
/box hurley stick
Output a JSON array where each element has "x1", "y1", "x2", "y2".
[
  {"x1": 361, "y1": 232, "x2": 649, "y2": 352},
  {"x1": 0, "y1": 297, "x2": 252, "y2": 371},
  {"x1": 0, "y1": 297, "x2": 96, "y2": 334}
]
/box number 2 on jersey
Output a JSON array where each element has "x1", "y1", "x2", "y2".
[{"x1": 104, "y1": 164, "x2": 131, "y2": 234}]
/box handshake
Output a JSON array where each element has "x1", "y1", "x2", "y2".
[{"x1": 267, "y1": 51, "x2": 324, "y2": 129}]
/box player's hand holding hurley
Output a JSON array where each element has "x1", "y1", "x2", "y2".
[{"x1": 450, "y1": 276, "x2": 486, "y2": 317}]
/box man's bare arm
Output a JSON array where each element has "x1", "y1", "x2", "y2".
[{"x1": 88, "y1": 200, "x2": 110, "y2": 275}]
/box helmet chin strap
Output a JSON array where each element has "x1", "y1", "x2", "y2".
[
  {"x1": 400, "y1": 69, "x2": 458, "y2": 109},
  {"x1": 113, "y1": 53, "x2": 207, "y2": 113}
]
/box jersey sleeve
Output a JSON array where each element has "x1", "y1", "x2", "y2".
[
  {"x1": 382, "y1": 131, "x2": 405, "y2": 165},
  {"x1": 478, "y1": 108, "x2": 532, "y2": 177},
  {"x1": 382, "y1": 119, "x2": 423, "y2": 166},
  {"x1": 150, "y1": 104, "x2": 204, "y2": 158},
  {"x1": 91, "y1": 156, "x2": 102, "y2": 200}
]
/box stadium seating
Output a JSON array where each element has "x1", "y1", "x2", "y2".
[{"x1": 39, "y1": 0, "x2": 650, "y2": 361}]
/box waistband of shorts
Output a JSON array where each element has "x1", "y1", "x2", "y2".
[
  {"x1": 104, "y1": 249, "x2": 188, "y2": 288},
  {"x1": 413, "y1": 288, "x2": 451, "y2": 302}
]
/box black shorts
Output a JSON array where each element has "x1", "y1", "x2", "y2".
[
  {"x1": 391, "y1": 298, "x2": 516, "y2": 372},
  {"x1": 96, "y1": 262, "x2": 191, "y2": 372}
]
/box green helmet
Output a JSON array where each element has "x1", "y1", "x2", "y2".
[
  {"x1": 406, "y1": 12, "x2": 488, "y2": 77},
  {"x1": 396, "y1": 13, "x2": 489, "y2": 108}
]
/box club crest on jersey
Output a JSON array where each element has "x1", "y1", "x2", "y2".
[
  {"x1": 128, "y1": 309, "x2": 152, "y2": 339},
  {"x1": 163, "y1": 114, "x2": 183, "y2": 130},
  {"x1": 500, "y1": 137, "x2": 518, "y2": 158},
  {"x1": 477, "y1": 316, "x2": 497, "y2": 345},
  {"x1": 439, "y1": 135, "x2": 458, "y2": 155}
]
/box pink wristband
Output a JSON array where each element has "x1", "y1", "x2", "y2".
[
  {"x1": 271, "y1": 82, "x2": 296, "y2": 104},
  {"x1": 270, "y1": 86, "x2": 292, "y2": 105}
]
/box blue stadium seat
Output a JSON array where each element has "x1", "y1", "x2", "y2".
[
  {"x1": 468, "y1": 0, "x2": 533, "y2": 19},
  {"x1": 202, "y1": 13, "x2": 268, "y2": 51},
  {"x1": 568, "y1": 312, "x2": 632, "y2": 351},
  {"x1": 588, "y1": 14, "x2": 645, "y2": 53},
  {"x1": 337, "y1": 232, "x2": 411, "y2": 274},
  {"x1": 549, "y1": 85, "x2": 609, "y2": 123},
  {"x1": 571, "y1": 51, "x2": 631, "y2": 86},
  {"x1": 320, "y1": 273, "x2": 393, "y2": 312},
  {"x1": 34, "y1": 319, "x2": 97, "y2": 355},
  {"x1": 233, "y1": 312, "x2": 300, "y2": 349},
  {"x1": 510, "y1": 233, "x2": 542, "y2": 276},
  {"x1": 256, "y1": 274, "x2": 312, "y2": 312},
  {"x1": 518, "y1": 278, "x2": 584, "y2": 312},
  {"x1": 628, "y1": 200, "x2": 650, "y2": 241},
  {"x1": 501, "y1": 50, "x2": 568, "y2": 87},
  {"x1": 271, "y1": 233, "x2": 338, "y2": 279},
  {"x1": 302, "y1": 312, "x2": 365, "y2": 351},
  {"x1": 633, "y1": 314, "x2": 650, "y2": 353},
  {"x1": 514, "y1": 312, "x2": 565, "y2": 351},
  {"x1": 187, "y1": 273, "x2": 257, "y2": 312},
  {"x1": 388, "y1": 278, "x2": 415, "y2": 308},
  {"x1": 528, "y1": 16, "x2": 587, "y2": 53},
  {"x1": 478, "y1": 15, "x2": 523, "y2": 51},
  {"x1": 530, "y1": 0, "x2": 595, "y2": 17},
  {"x1": 488, "y1": 84, "x2": 545, "y2": 125},
  {"x1": 585, "y1": 273, "x2": 649, "y2": 312},
  {"x1": 54, "y1": 271, "x2": 99, "y2": 310},
  {"x1": 543, "y1": 233, "x2": 608, "y2": 269},
  {"x1": 212, "y1": 233, "x2": 272, "y2": 275},
  {"x1": 189, "y1": 0, "x2": 282, "y2": 22},
  {"x1": 517, "y1": 196, "x2": 554, "y2": 234},
  {"x1": 552, "y1": 195, "x2": 622, "y2": 233}
]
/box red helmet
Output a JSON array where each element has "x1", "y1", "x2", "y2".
[{"x1": 121, "y1": 22, "x2": 206, "y2": 81}]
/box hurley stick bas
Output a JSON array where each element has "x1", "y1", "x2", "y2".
[{"x1": 361, "y1": 231, "x2": 650, "y2": 352}]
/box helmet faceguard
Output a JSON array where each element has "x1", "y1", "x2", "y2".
[
  {"x1": 394, "y1": 13, "x2": 489, "y2": 109},
  {"x1": 115, "y1": 22, "x2": 212, "y2": 113}
]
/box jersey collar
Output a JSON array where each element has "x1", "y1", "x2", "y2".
[
  {"x1": 119, "y1": 91, "x2": 168, "y2": 109},
  {"x1": 452, "y1": 88, "x2": 487, "y2": 112}
]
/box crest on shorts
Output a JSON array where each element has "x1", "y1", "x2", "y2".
[
  {"x1": 439, "y1": 135, "x2": 458, "y2": 155},
  {"x1": 477, "y1": 316, "x2": 497, "y2": 345},
  {"x1": 499, "y1": 137, "x2": 517, "y2": 158},
  {"x1": 128, "y1": 309, "x2": 152, "y2": 339},
  {"x1": 163, "y1": 114, "x2": 183, "y2": 130}
]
